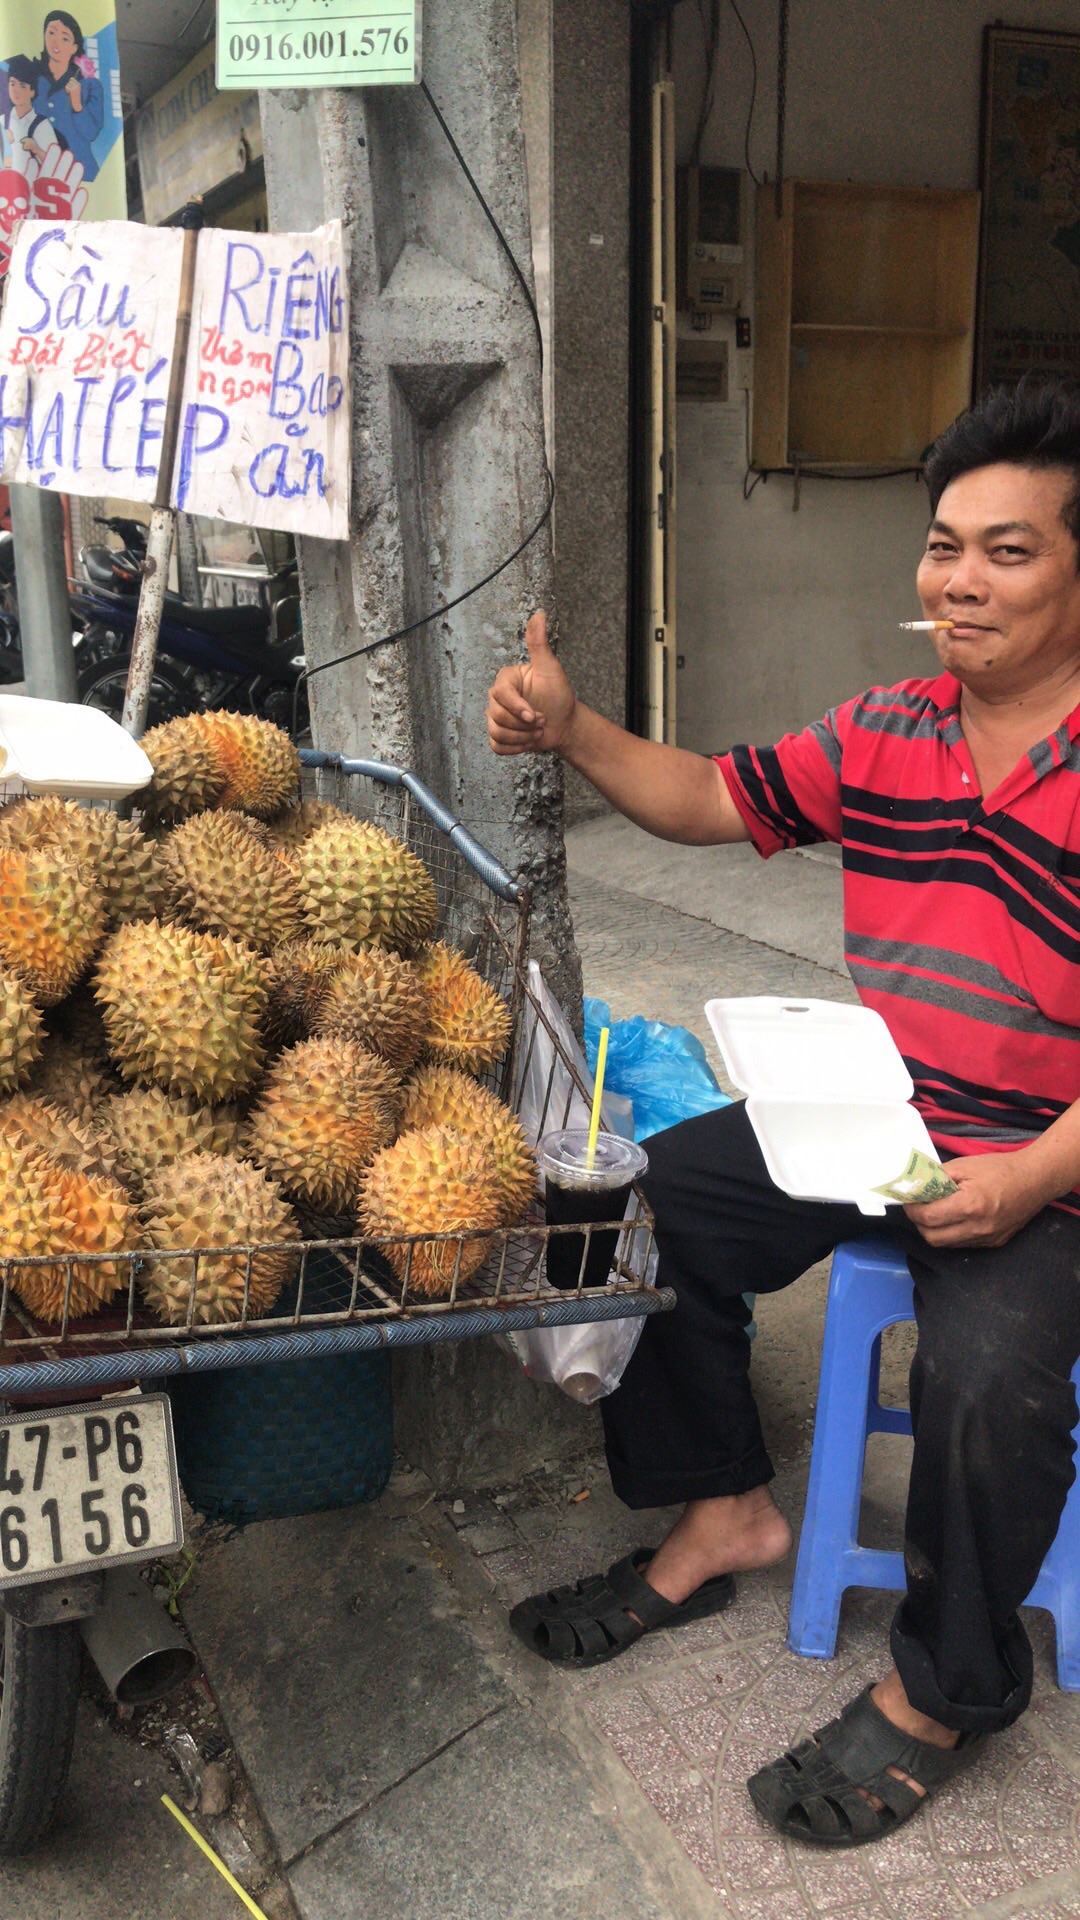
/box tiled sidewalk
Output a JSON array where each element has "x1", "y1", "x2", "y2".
[{"x1": 444, "y1": 1469, "x2": 1080, "y2": 1920}]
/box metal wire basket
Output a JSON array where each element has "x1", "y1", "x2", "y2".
[{"x1": 0, "y1": 753, "x2": 672, "y2": 1401}]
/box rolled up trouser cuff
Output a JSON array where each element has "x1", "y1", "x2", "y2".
[
  {"x1": 891, "y1": 1607, "x2": 1033, "y2": 1734},
  {"x1": 606, "y1": 1441, "x2": 775, "y2": 1512}
]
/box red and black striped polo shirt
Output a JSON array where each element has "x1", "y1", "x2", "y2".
[{"x1": 717, "y1": 672, "x2": 1080, "y2": 1208}]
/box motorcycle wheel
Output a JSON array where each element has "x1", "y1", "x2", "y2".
[
  {"x1": 78, "y1": 659, "x2": 196, "y2": 729},
  {"x1": 0, "y1": 1611, "x2": 81, "y2": 1855}
]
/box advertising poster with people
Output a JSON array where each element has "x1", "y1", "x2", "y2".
[{"x1": 0, "y1": 2, "x2": 125, "y2": 279}]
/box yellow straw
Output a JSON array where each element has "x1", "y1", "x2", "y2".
[
  {"x1": 587, "y1": 1026, "x2": 610, "y2": 1169},
  {"x1": 161, "y1": 1795, "x2": 271, "y2": 1920}
]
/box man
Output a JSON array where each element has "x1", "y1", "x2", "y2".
[{"x1": 486, "y1": 379, "x2": 1080, "y2": 1848}]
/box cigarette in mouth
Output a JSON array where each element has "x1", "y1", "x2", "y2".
[{"x1": 898, "y1": 619, "x2": 955, "y2": 631}]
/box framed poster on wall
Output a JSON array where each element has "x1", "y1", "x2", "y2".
[{"x1": 976, "y1": 26, "x2": 1080, "y2": 393}]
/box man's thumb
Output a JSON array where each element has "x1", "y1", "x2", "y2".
[{"x1": 523, "y1": 609, "x2": 552, "y2": 660}]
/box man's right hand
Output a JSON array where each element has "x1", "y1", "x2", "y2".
[{"x1": 487, "y1": 609, "x2": 576, "y2": 756}]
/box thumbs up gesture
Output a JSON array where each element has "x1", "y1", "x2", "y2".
[{"x1": 487, "y1": 610, "x2": 577, "y2": 756}]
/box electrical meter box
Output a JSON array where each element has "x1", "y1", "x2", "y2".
[{"x1": 678, "y1": 165, "x2": 750, "y2": 314}]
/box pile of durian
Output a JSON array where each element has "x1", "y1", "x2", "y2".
[{"x1": 0, "y1": 712, "x2": 533, "y2": 1330}]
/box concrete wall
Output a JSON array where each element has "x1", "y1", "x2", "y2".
[
  {"x1": 672, "y1": 0, "x2": 1080, "y2": 754},
  {"x1": 519, "y1": 0, "x2": 632, "y2": 818}
]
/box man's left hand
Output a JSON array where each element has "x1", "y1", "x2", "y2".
[{"x1": 905, "y1": 1151, "x2": 1055, "y2": 1247}]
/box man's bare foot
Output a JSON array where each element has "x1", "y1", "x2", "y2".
[
  {"x1": 641, "y1": 1486, "x2": 793, "y2": 1608},
  {"x1": 857, "y1": 1668, "x2": 959, "y2": 1812}
]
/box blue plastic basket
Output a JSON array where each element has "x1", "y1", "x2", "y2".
[{"x1": 166, "y1": 1253, "x2": 393, "y2": 1524}]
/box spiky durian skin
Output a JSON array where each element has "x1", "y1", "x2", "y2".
[
  {"x1": 0, "y1": 1139, "x2": 78, "y2": 1319},
  {"x1": 243, "y1": 1037, "x2": 399, "y2": 1212},
  {"x1": 160, "y1": 812, "x2": 304, "y2": 952},
  {"x1": 311, "y1": 948, "x2": 428, "y2": 1070},
  {"x1": 96, "y1": 1087, "x2": 242, "y2": 1197},
  {"x1": 31, "y1": 1032, "x2": 118, "y2": 1125},
  {"x1": 0, "y1": 797, "x2": 166, "y2": 927},
  {"x1": 262, "y1": 800, "x2": 352, "y2": 859},
  {"x1": 94, "y1": 920, "x2": 268, "y2": 1103},
  {"x1": 197, "y1": 712, "x2": 302, "y2": 818},
  {"x1": 141, "y1": 1154, "x2": 300, "y2": 1326},
  {"x1": 29, "y1": 1169, "x2": 139, "y2": 1322},
  {"x1": 295, "y1": 819, "x2": 438, "y2": 953},
  {"x1": 414, "y1": 943, "x2": 512, "y2": 1075},
  {"x1": 263, "y1": 940, "x2": 346, "y2": 1048},
  {"x1": 0, "y1": 966, "x2": 44, "y2": 1093},
  {"x1": 400, "y1": 1067, "x2": 536, "y2": 1222},
  {"x1": 0, "y1": 1093, "x2": 120, "y2": 1187},
  {"x1": 139, "y1": 714, "x2": 227, "y2": 824},
  {"x1": 0, "y1": 845, "x2": 106, "y2": 1005},
  {"x1": 358, "y1": 1125, "x2": 504, "y2": 1297}
]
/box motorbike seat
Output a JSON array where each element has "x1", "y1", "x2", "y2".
[
  {"x1": 164, "y1": 597, "x2": 270, "y2": 641},
  {"x1": 83, "y1": 547, "x2": 138, "y2": 591}
]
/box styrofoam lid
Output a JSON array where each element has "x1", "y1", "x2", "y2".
[
  {"x1": 705, "y1": 997, "x2": 914, "y2": 1105},
  {"x1": 0, "y1": 696, "x2": 153, "y2": 799}
]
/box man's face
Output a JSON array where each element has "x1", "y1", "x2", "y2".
[
  {"x1": 8, "y1": 78, "x2": 32, "y2": 116},
  {"x1": 916, "y1": 463, "x2": 1080, "y2": 694}
]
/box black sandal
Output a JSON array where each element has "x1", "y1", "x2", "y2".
[
  {"x1": 748, "y1": 1685, "x2": 986, "y2": 1847},
  {"x1": 508, "y1": 1548, "x2": 735, "y2": 1669}
]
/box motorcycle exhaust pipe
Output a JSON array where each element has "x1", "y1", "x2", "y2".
[{"x1": 80, "y1": 1567, "x2": 197, "y2": 1707}]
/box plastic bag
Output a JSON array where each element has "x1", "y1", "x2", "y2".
[
  {"x1": 584, "y1": 997, "x2": 731, "y2": 1141},
  {"x1": 503, "y1": 963, "x2": 654, "y2": 1403}
]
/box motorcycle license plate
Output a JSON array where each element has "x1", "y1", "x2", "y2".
[{"x1": 0, "y1": 1396, "x2": 183, "y2": 1590}]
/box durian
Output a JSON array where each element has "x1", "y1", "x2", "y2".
[
  {"x1": 0, "y1": 1093, "x2": 119, "y2": 1186},
  {"x1": 263, "y1": 940, "x2": 345, "y2": 1048},
  {"x1": 312, "y1": 948, "x2": 428, "y2": 1070},
  {"x1": 359, "y1": 1125, "x2": 504, "y2": 1297},
  {"x1": 0, "y1": 845, "x2": 105, "y2": 1004},
  {"x1": 94, "y1": 920, "x2": 268, "y2": 1103},
  {"x1": 160, "y1": 812, "x2": 304, "y2": 951},
  {"x1": 415, "y1": 943, "x2": 512, "y2": 1075},
  {"x1": 31, "y1": 1033, "x2": 118, "y2": 1125},
  {"x1": 139, "y1": 713, "x2": 227, "y2": 824},
  {"x1": 0, "y1": 966, "x2": 44, "y2": 1093},
  {"x1": 141, "y1": 1154, "x2": 300, "y2": 1326},
  {"x1": 400, "y1": 1067, "x2": 536, "y2": 1222},
  {"x1": 0, "y1": 1138, "x2": 135, "y2": 1324},
  {"x1": 96, "y1": 1087, "x2": 242, "y2": 1196},
  {"x1": 262, "y1": 799, "x2": 351, "y2": 857},
  {"x1": 243, "y1": 1037, "x2": 399, "y2": 1211},
  {"x1": 0, "y1": 797, "x2": 166, "y2": 926},
  {"x1": 295, "y1": 819, "x2": 438, "y2": 953},
  {"x1": 197, "y1": 712, "x2": 301, "y2": 818}
]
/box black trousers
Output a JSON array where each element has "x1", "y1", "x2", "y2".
[{"x1": 601, "y1": 1102, "x2": 1080, "y2": 1734}]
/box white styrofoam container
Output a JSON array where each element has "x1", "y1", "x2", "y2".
[
  {"x1": 0, "y1": 696, "x2": 153, "y2": 800},
  {"x1": 704, "y1": 997, "x2": 937, "y2": 1216}
]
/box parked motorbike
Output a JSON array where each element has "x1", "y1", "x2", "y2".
[{"x1": 75, "y1": 518, "x2": 308, "y2": 735}]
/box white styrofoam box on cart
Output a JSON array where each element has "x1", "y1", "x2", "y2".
[
  {"x1": 0, "y1": 696, "x2": 153, "y2": 800},
  {"x1": 704, "y1": 997, "x2": 937, "y2": 1217}
]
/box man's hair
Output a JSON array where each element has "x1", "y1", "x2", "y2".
[
  {"x1": 925, "y1": 377, "x2": 1080, "y2": 555},
  {"x1": 4, "y1": 56, "x2": 37, "y2": 88}
]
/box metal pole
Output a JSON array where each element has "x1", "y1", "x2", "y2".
[
  {"x1": 8, "y1": 485, "x2": 77, "y2": 701},
  {"x1": 121, "y1": 211, "x2": 201, "y2": 739}
]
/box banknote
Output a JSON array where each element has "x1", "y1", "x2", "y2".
[{"x1": 874, "y1": 1150, "x2": 959, "y2": 1205}]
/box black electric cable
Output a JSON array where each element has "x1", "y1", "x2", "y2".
[
  {"x1": 728, "y1": 0, "x2": 763, "y2": 186},
  {"x1": 291, "y1": 79, "x2": 555, "y2": 740},
  {"x1": 691, "y1": 0, "x2": 720, "y2": 168}
]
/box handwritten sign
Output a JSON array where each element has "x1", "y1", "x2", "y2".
[
  {"x1": 0, "y1": 219, "x2": 184, "y2": 499},
  {"x1": 173, "y1": 221, "x2": 350, "y2": 539},
  {"x1": 216, "y1": 0, "x2": 421, "y2": 90}
]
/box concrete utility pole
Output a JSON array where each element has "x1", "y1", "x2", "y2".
[
  {"x1": 259, "y1": 0, "x2": 580, "y2": 1011},
  {"x1": 9, "y1": 486, "x2": 77, "y2": 701}
]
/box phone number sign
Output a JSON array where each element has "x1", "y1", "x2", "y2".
[{"x1": 216, "y1": 0, "x2": 421, "y2": 89}]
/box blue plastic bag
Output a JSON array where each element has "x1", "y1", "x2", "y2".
[{"x1": 584, "y1": 997, "x2": 731, "y2": 1143}]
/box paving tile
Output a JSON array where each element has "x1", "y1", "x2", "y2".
[
  {"x1": 459, "y1": 1520, "x2": 522, "y2": 1555},
  {"x1": 731, "y1": 1889, "x2": 812, "y2": 1920},
  {"x1": 583, "y1": 1685, "x2": 655, "y2": 1740},
  {"x1": 721, "y1": 1834, "x2": 799, "y2": 1889},
  {"x1": 867, "y1": 1821, "x2": 939, "y2": 1879},
  {"x1": 950, "y1": 1855, "x2": 1026, "y2": 1901},
  {"x1": 641, "y1": 1664, "x2": 721, "y2": 1718},
  {"x1": 927, "y1": 1808, "x2": 1001, "y2": 1856},
  {"x1": 714, "y1": 1784, "x2": 773, "y2": 1838},
  {"x1": 1009, "y1": 1829, "x2": 1080, "y2": 1875},
  {"x1": 892, "y1": 1877, "x2": 970, "y2": 1918},
  {"x1": 669, "y1": 1701, "x2": 735, "y2": 1760},
  {"x1": 667, "y1": 1811, "x2": 720, "y2": 1881},
  {"x1": 479, "y1": 1544, "x2": 538, "y2": 1584},
  {"x1": 791, "y1": 1854, "x2": 877, "y2": 1909},
  {"x1": 720, "y1": 1732, "x2": 780, "y2": 1784}
]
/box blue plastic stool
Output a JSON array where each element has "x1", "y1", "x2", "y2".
[{"x1": 788, "y1": 1238, "x2": 1080, "y2": 1691}]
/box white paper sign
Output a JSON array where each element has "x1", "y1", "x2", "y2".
[
  {"x1": 171, "y1": 221, "x2": 350, "y2": 539},
  {"x1": 0, "y1": 221, "x2": 185, "y2": 501}
]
